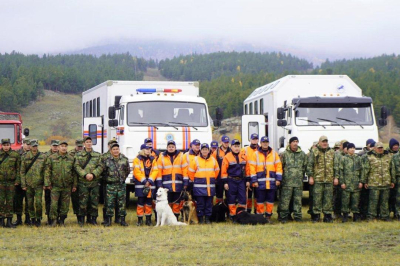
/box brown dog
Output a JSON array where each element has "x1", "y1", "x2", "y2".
[{"x1": 181, "y1": 191, "x2": 198, "y2": 225}]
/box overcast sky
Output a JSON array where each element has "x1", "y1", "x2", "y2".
[{"x1": 1, "y1": 0, "x2": 400, "y2": 59}]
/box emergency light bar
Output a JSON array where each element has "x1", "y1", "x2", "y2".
[{"x1": 136, "y1": 88, "x2": 182, "y2": 93}]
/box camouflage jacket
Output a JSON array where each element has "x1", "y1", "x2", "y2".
[
  {"x1": 45, "y1": 150, "x2": 58, "y2": 157},
  {"x1": 18, "y1": 147, "x2": 29, "y2": 156},
  {"x1": 358, "y1": 147, "x2": 369, "y2": 157},
  {"x1": 361, "y1": 151, "x2": 394, "y2": 188},
  {"x1": 307, "y1": 145, "x2": 338, "y2": 183},
  {"x1": 390, "y1": 152, "x2": 400, "y2": 184},
  {"x1": 21, "y1": 151, "x2": 47, "y2": 188},
  {"x1": 0, "y1": 149, "x2": 21, "y2": 183},
  {"x1": 280, "y1": 146, "x2": 307, "y2": 187},
  {"x1": 44, "y1": 152, "x2": 76, "y2": 188},
  {"x1": 68, "y1": 149, "x2": 80, "y2": 157},
  {"x1": 339, "y1": 154, "x2": 362, "y2": 191},
  {"x1": 101, "y1": 153, "x2": 130, "y2": 184},
  {"x1": 74, "y1": 149, "x2": 103, "y2": 187},
  {"x1": 386, "y1": 148, "x2": 398, "y2": 158}
]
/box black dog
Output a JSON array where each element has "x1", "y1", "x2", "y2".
[
  {"x1": 211, "y1": 200, "x2": 229, "y2": 222},
  {"x1": 235, "y1": 207, "x2": 270, "y2": 225}
]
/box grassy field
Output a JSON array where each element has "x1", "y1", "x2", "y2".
[{"x1": 0, "y1": 197, "x2": 399, "y2": 265}]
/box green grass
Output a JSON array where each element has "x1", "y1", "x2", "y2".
[{"x1": 1, "y1": 198, "x2": 399, "y2": 265}]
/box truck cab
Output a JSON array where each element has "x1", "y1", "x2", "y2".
[{"x1": 0, "y1": 112, "x2": 29, "y2": 150}]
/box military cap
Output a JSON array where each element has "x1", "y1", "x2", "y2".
[
  {"x1": 260, "y1": 136, "x2": 269, "y2": 142},
  {"x1": 51, "y1": 140, "x2": 59, "y2": 146},
  {"x1": 319, "y1": 136, "x2": 328, "y2": 142},
  {"x1": 231, "y1": 139, "x2": 240, "y2": 145},
  {"x1": 191, "y1": 139, "x2": 200, "y2": 145},
  {"x1": 210, "y1": 140, "x2": 218, "y2": 148},
  {"x1": 340, "y1": 139, "x2": 348, "y2": 144},
  {"x1": 108, "y1": 138, "x2": 117, "y2": 145},
  {"x1": 201, "y1": 143, "x2": 209, "y2": 150},
  {"x1": 334, "y1": 141, "x2": 341, "y2": 148},
  {"x1": 75, "y1": 139, "x2": 84, "y2": 147},
  {"x1": 23, "y1": 138, "x2": 31, "y2": 144},
  {"x1": 221, "y1": 135, "x2": 230, "y2": 143},
  {"x1": 59, "y1": 141, "x2": 68, "y2": 146},
  {"x1": 83, "y1": 136, "x2": 92, "y2": 142},
  {"x1": 1, "y1": 138, "x2": 11, "y2": 145},
  {"x1": 144, "y1": 138, "x2": 153, "y2": 143},
  {"x1": 167, "y1": 140, "x2": 176, "y2": 146},
  {"x1": 375, "y1": 142, "x2": 384, "y2": 148},
  {"x1": 110, "y1": 143, "x2": 119, "y2": 149},
  {"x1": 30, "y1": 139, "x2": 39, "y2": 147},
  {"x1": 250, "y1": 133, "x2": 259, "y2": 140}
]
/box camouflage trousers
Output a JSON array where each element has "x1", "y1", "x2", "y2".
[
  {"x1": 389, "y1": 186, "x2": 396, "y2": 214},
  {"x1": 359, "y1": 187, "x2": 369, "y2": 218},
  {"x1": 13, "y1": 184, "x2": 28, "y2": 216},
  {"x1": 368, "y1": 188, "x2": 390, "y2": 219},
  {"x1": 395, "y1": 183, "x2": 400, "y2": 216},
  {"x1": 279, "y1": 186, "x2": 302, "y2": 220},
  {"x1": 0, "y1": 182, "x2": 15, "y2": 218},
  {"x1": 50, "y1": 187, "x2": 71, "y2": 219},
  {"x1": 45, "y1": 189, "x2": 51, "y2": 215},
  {"x1": 105, "y1": 183, "x2": 126, "y2": 217},
  {"x1": 333, "y1": 185, "x2": 342, "y2": 215},
  {"x1": 71, "y1": 188, "x2": 79, "y2": 215},
  {"x1": 78, "y1": 184, "x2": 99, "y2": 217},
  {"x1": 312, "y1": 183, "x2": 333, "y2": 215},
  {"x1": 26, "y1": 186, "x2": 43, "y2": 219},
  {"x1": 307, "y1": 184, "x2": 313, "y2": 215},
  {"x1": 341, "y1": 189, "x2": 360, "y2": 214}
]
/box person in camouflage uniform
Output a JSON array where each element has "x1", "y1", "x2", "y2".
[
  {"x1": 44, "y1": 141, "x2": 76, "y2": 226},
  {"x1": 391, "y1": 148, "x2": 400, "y2": 221},
  {"x1": 101, "y1": 142, "x2": 130, "y2": 226},
  {"x1": 361, "y1": 142, "x2": 395, "y2": 221},
  {"x1": 307, "y1": 141, "x2": 318, "y2": 218},
  {"x1": 279, "y1": 137, "x2": 307, "y2": 223},
  {"x1": 100, "y1": 138, "x2": 119, "y2": 225},
  {"x1": 333, "y1": 141, "x2": 341, "y2": 152},
  {"x1": 387, "y1": 138, "x2": 399, "y2": 217},
  {"x1": 68, "y1": 139, "x2": 83, "y2": 221},
  {"x1": 44, "y1": 139, "x2": 59, "y2": 224},
  {"x1": 358, "y1": 139, "x2": 375, "y2": 220},
  {"x1": 74, "y1": 136, "x2": 103, "y2": 226},
  {"x1": 0, "y1": 138, "x2": 21, "y2": 228},
  {"x1": 307, "y1": 135, "x2": 339, "y2": 223},
  {"x1": 339, "y1": 143, "x2": 363, "y2": 222},
  {"x1": 333, "y1": 140, "x2": 348, "y2": 219},
  {"x1": 13, "y1": 138, "x2": 30, "y2": 226},
  {"x1": 21, "y1": 140, "x2": 47, "y2": 227}
]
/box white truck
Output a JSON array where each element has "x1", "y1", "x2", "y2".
[
  {"x1": 241, "y1": 75, "x2": 387, "y2": 154},
  {"x1": 82, "y1": 80, "x2": 214, "y2": 202}
]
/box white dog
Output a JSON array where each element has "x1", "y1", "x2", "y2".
[{"x1": 155, "y1": 188, "x2": 187, "y2": 226}]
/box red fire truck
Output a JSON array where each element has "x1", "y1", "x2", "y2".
[{"x1": 0, "y1": 112, "x2": 29, "y2": 150}]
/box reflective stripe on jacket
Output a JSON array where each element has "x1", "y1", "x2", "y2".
[
  {"x1": 221, "y1": 151, "x2": 247, "y2": 183},
  {"x1": 250, "y1": 147, "x2": 282, "y2": 190},
  {"x1": 188, "y1": 155, "x2": 219, "y2": 196},
  {"x1": 156, "y1": 151, "x2": 187, "y2": 192},
  {"x1": 133, "y1": 155, "x2": 158, "y2": 198}
]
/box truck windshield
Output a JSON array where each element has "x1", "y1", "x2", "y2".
[
  {"x1": 127, "y1": 101, "x2": 208, "y2": 127},
  {"x1": 0, "y1": 124, "x2": 15, "y2": 143},
  {"x1": 295, "y1": 103, "x2": 373, "y2": 126}
]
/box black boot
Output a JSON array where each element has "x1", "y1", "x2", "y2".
[
  {"x1": 24, "y1": 213, "x2": 30, "y2": 225},
  {"x1": 76, "y1": 214, "x2": 79, "y2": 223},
  {"x1": 78, "y1": 216, "x2": 84, "y2": 227},
  {"x1": 12, "y1": 214, "x2": 23, "y2": 226},
  {"x1": 312, "y1": 214, "x2": 320, "y2": 223},
  {"x1": 120, "y1": 216, "x2": 128, "y2": 226},
  {"x1": 28, "y1": 218, "x2": 35, "y2": 226},
  {"x1": 324, "y1": 214, "x2": 333, "y2": 223},
  {"x1": 5, "y1": 217, "x2": 16, "y2": 228},
  {"x1": 0, "y1": 217, "x2": 4, "y2": 227},
  {"x1": 145, "y1": 216, "x2": 152, "y2": 226},
  {"x1": 154, "y1": 211, "x2": 157, "y2": 223},
  {"x1": 59, "y1": 216, "x2": 66, "y2": 226},
  {"x1": 115, "y1": 216, "x2": 121, "y2": 224},
  {"x1": 205, "y1": 216, "x2": 211, "y2": 224},
  {"x1": 396, "y1": 214, "x2": 400, "y2": 221},
  {"x1": 35, "y1": 219, "x2": 41, "y2": 227},
  {"x1": 57, "y1": 216, "x2": 61, "y2": 225},
  {"x1": 101, "y1": 209, "x2": 107, "y2": 225},
  {"x1": 90, "y1": 216, "x2": 98, "y2": 225},
  {"x1": 104, "y1": 216, "x2": 112, "y2": 227},
  {"x1": 198, "y1": 216, "x2": 204, "y2": 224},
  {"x1": 342, "y1": 213, "x2": 349, "y2": 223},
  {"x1": 353, "y1": 213, "x2": 360, "y2": 222},
  {"x1": 86, "y1": 215, "x2": 92, "y2": 224},
  {"x1": 136, "y1": 217, "x2": 143, "y2": 226},
  {"x1": 174, "y1": 214, "x2": 179, "y2": 221}
]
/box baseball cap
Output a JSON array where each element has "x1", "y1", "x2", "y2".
[
  {"x1": 108, "y1": 138, "x2": 117, "y2": 145},
  {"x1": 59, "y1": 141, "x2": 68, "y2": 146},
  {"x1": 375, "y1": 142, "x2": 384, "y2": 148},
  {"x1": 231, "y1": 139, "x2": 240, "y2": 145},
  {"x1": 30, "y1": 139, "x2": 39, "y2": 147},
  {"x1": 144, "y1": 138, "x2": 153, "y2": 144},
  {"x1": 191, "y1": 139, "x2": 200, "y2": 145},
  {"x1": 334, "y1": 141, "x2": 341, "y2": 148},
  {"x1": 1, "y1": 138, "x2": 11, "y2": 145},
  {"x1": 110, "y1": 143, "x2": 119, "y2": 149},
  {"x1": 23, "y1": 138, "x2": 31, "y2": 144},
  {"x1": 319, "y1": 135, "x2": 328, "y2": 142},
  {"x1": 250, "y1": 133, "x2": 259, "y2": 140},
  {"x1": 75, "y1": 139, "x2": 84, "y2": 147},
  {"x1": 51, "y1": 140, "x2": 59, "y2": 146},
  {"x1": 167, "y1": 140, "x2": 176, "y2": 146},
  {"x1": 221, "y1": 135, "x2": 230, "y2": 143},
  {"x1": 83, "y1": 136, "x2": 92, "y2": 142},
  {"x1": 140, "y1": 144, "x2": 151, "y2": 150},
  {"x1": 201, "y1": 143, "x2": 209, "y2": 149},
  {"x1": 260, "y1": 136, "x2": 269, "y2": 142},
  {"x1": 210, "y1": 141, "x2": 218, "y2": 148}
]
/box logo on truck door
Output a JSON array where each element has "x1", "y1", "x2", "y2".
[{"x1": 165, "y1": 133, "x2": 174, "y2": 141}]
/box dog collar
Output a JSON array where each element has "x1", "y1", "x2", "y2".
[
  {"x1": 156, "y1": 199, "x2": 168, "y2": 203},
  {"x1": 237, "y1": 210, "x2": 244, "y2": 215}
]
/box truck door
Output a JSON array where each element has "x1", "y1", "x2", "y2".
[
  {"x1": 83, "y1": 116, "x2": 104, "y2": 153},
  {"x1": 241, "y1": 115, "x2": 266, "y2": 147}
]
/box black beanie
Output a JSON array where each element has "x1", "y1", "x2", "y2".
[
  {"x1": 347, "y1": 143, "x2": 355, "y2": 149},
  {"x1": 289, "y1": 136, "x2": 299, "y2": 144},
  {"x1": 342, "y1": 141, "x2": 349, "y2": 149}
]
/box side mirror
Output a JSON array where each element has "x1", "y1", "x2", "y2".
[
  {"x1": 115, "y1": 96, "x2": 122, "y2": 109},
  {"x1": 277, "y1": 107, "x2": 285, "y2": 119},
  {"x1": 216, "y1": 107, "x2": 223, "y2": 120},
  {"x1": 108, "y1": 106, "x2": 116, "y2": 119},
  {"x1": 381, "y1": 106, "x2": 388, "y2": 120},
  {"x1": 378, "y1": 118, "x2": 387, "y2": 127},
  {"x1": 277, "y1": 119, "x2": 287, "y2": 127},
  {"x1": 108, "y1": 119, "x2": 118, "y2": 127},
  {"x1": 23, "y1": 128, "x2": 29, "y2": 137}
]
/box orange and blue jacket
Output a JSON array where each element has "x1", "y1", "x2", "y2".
[
  {"x1": 221, "y1": 151, "x2": 247, "y2": 184},
  {"x1": 156, "y1": 150, "x2": 187, "y2": 192},
  {"x1": 241, "y1": 145, "x2": 259, "y2": 179},
  {"x1": 188, "y1": 155, "x2": 220, "y2": 197},
  {"x1": 250, "y1": 147, "x2": 282, "y2": 190},
  {"x1": 133, "y1": 155, "x2": 158, "y2": 198},
  {"x1": 212, "y1": 146, "x2": 231, "y2": 179},
  {"x1": 182, "y1": 149, "x2": 200, "y2": 184}
]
